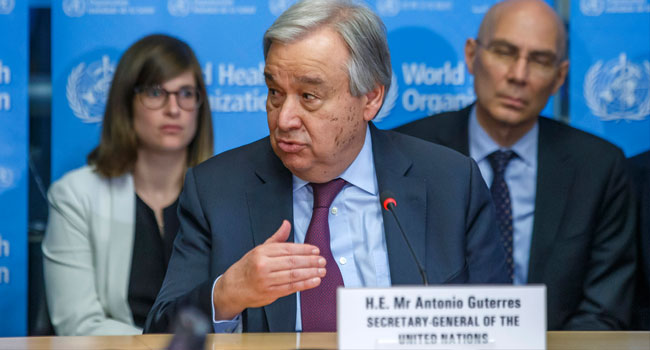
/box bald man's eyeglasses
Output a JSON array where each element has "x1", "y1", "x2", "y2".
[
  {"x1": 134, "y1": 86, "x2": 203, "y2": 111},
  {"x1": 475, "y1": 39, "x2": 561, "y2": 77}
]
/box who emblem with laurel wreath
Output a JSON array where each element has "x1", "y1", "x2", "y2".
[
  {"x1": 0, "y1": 0, "x2": 15, "y2": 15},
  {"x1": 168, "y1": 0, "x2": 191, "y2": 17},
  {"x1": 62, "y1": 0, "x2": 85, "y2": 17},
  {"x1": 377, "y1": 0, "x2": 400, "y2": 16},
  {"x1": 269, "y1": 0, "x2": 293, "y2": 16},
  {"x1": 584, "y1": 53, "x2": 650, "y2": 122},
  {"x1": 0, "y1": 166, "x2": 14, "y2": 193},
  {"x1": 579, "y1": 0, "x2": 605, "y2": 16},
  {"x1": 66, "y1": 55, "x2": 116, "y2": 124}
]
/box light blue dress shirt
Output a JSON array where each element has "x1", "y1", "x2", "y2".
[
  {"x1": 213, "y1": 126, "x2": 391, "y2": 332},
  {"x1": 468, "y1": 107, "x2": 538, "y2": 285}
]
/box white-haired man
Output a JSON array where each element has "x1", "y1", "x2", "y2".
[{"x1": 147, "y1": 0, "x2": 509, "y2": 333}]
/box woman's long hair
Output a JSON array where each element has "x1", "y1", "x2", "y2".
[{"x1": 87, "y1": 34, "x2": 213, "y2": 178}]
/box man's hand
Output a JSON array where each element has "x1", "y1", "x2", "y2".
[{"x1": 212, "y1": 220, "x2": 326, "y2": 320}]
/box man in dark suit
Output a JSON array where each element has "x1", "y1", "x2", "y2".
[
  {"x1": 396, "y1": 0, "x2": 636, "y2": 330},
  {"x1": 145, "y1": 0, "x2": 508, "y2": 333},
  {"x1": 629, "y1": 151, "x2": 650, "y2": 330}
]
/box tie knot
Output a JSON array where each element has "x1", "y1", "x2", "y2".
[
  {"x1": 310, "y1": 178, "x2": 347, "y2": 209},
  {"x1": 488, "y1": 150, "x2": 517, "y2": 175}
]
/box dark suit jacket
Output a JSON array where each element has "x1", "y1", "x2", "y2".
[
  {"x1": 629, "y1": 151, "x2": 650, "y2": 330},
  {"x1": 145, "y1": 124, "x2": 509, "y2": 333},
  {"x1": 395, "y1": 105, "x2": 636, "y2": 330}
]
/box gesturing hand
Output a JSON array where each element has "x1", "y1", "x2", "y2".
[{"x1": 212, "y1": 220, "x2": 326, "y2": 320}]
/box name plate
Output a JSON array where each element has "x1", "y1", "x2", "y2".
[{"x1": 337, "y1": 285, "x2": 546, "y2": 350}]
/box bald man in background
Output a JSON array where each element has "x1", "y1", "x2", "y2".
[{"x1": 396, "y1": 0, "x2": 636, "y2": 330}]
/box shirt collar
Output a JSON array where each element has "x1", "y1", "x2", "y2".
[
  {"x1": 293, "y1": 125, "x2": 377, "y2": 195},
  {"x1": 468, "y1": 105, "x2": 538, "y2": 166}
]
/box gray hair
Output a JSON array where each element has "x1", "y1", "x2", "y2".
[{"x1": 263, "y1": 0, "x2": 392, "y2": 97}]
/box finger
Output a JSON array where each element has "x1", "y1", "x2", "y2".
[
  {"x1": 264, "y1": 220, "x2": 292, "y2": 244},
  {"x1": 246, "y1": 275, "x2": 322, "y2": 308},
  {"x1": 267, "y1": 255, "x2": 326, "y2": 272},
  {"x1": 267, "y1": 267, "x2": 327, "y2": 287},
  {"x1": 263, "y1": 242, "x2": 320, "y2": 257},
  {"x1": 269, "y1": 276, "x2": 323, "y2": 296}
]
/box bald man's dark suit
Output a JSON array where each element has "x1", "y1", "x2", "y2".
[
  {"x1": 395, "y1": 105, "x2": 636, "y2": 330},
  {"x1": 629, "y1": 151, "x2": 650, "y2": 330}
]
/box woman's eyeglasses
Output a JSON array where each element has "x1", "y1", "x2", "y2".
[{"x1": 134, "y1": 86, "x2": 202, "y2": 111}]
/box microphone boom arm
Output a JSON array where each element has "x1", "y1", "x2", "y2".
[{"x1": 383, "y1": 198, "x2": 429, "y2": 286}]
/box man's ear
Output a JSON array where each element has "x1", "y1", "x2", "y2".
[
  {"x1": 363, "y1": 84, "x2": 386, "y2": 122},
  {"x1": 551, "y1": 60, "x2": 569, "y2": 94},
  {"x1": 465, "y1": 38, "x2": 478, "y2": 75}
]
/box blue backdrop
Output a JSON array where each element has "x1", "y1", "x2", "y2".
[
  {"x1": 52, "y1": 0, "x2": 561, "y2": 181},
  {"x1": 372, "y1": 1, "x2": 487, "y2": 129},
  {"x1": 52, "y1": 0, "x2": 280, "y2": 180},
  {"x1": 570, "y1": 0, "x2": 650, "y2": 156},
  {"x1": 0, "y1": 0, "x2": 29, "y2": 337},
  {"x1": 370, "y1": 0, "x2": 554, "y2": 129}
]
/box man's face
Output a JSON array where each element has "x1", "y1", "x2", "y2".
[
  {"x1": 466, "y1": 3, "x2": 568, "y2": 129},
  {"x1": 265, "y1": 27, "x2": 383, "y2": 183}
]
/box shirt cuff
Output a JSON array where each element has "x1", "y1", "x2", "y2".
[{"x1": 211, "y1": 275, "x2": 243, "y2": 333}]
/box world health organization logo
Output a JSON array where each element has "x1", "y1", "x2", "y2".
[
  {"x1": 66, "y1": 55, "x2": 116, "y2": 124},
  {"x1": 0, "y1": 0, "x2": 15, "y2": 15},
  {"x1": 579, "y1": 0, "x2": 605, "y2": 16},
  {"x1": 269, "y1": 0, "x2": 293, "y2": 16},
  {"x1": 377, "y1": 0, "x2": 400, "y2": 16},
  {"x1": 63, "y1": 0, "x2": 86, "y2": 17},
  {"x1": 584, "y1": 53, "x2": 650, "y2": 122},
  {"x1": 168, "y1": 0, "x2": 191, "y2": 17},
  {"x1": 0, "y1": 166, "x2": 14, "y2": 191},
  {"x1": 374, "y1": 74, "x2": 399, "y2": 123}
]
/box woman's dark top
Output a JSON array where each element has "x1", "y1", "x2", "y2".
[{"x1": 128, "y1": 194, "x2": 180, "y2": 328}]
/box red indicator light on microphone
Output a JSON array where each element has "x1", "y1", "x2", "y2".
[{"x1": 382, "y1": 197, "x2": 397, "y2": 211}]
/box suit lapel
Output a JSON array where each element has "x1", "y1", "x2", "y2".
[
  {"x1": 527, "y1": 119, "x2": 575, "y2": 283},
  {"x1": 371, "y1": 125, "x2": 428, "y2": 285},
  {"x1": 441, "y1": 105, "x2": 472, "y2": 156},
  {"x1": 630, "y1": 157, "x2": 650, "y2": 284},
  {"x1": 245, "y1": 146, "x2": 296, "y2": 332}
]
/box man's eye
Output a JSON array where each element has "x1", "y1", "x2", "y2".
[
  {"x1": 303, "y1": 93, "x2": 316, "y2": 100},
  {"x1": 268, "y1": 89, "x2": 284, "y2": 104},
  {"x1": 530, "y1": 54, "x2": 556, "y2": 67},
  {"x1": 491, "y1": 46, "x2": 517, "y2": 58}
]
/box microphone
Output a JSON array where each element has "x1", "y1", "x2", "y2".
[
  {"x1": 380, "y1": 191, "x2": 429, "y2": 286},
  {"x1": 167, "y1": 306, "x2": 210, "y2": 350}
]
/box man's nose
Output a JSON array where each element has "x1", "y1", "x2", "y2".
[
  {"x1": 507, "y1": 56, "x2": 529, "y2": 84},
  {"x1": 276, "y1": 96, "x2": 302, "y2": 130}
]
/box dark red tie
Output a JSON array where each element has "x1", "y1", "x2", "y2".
[{"x1": 301, "y1": 178, "x2": 346, "y2": 332}]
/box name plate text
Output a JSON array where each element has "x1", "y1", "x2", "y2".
[{"x1": 337, "y1": 285, "x2": 546, "y2": 349}]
